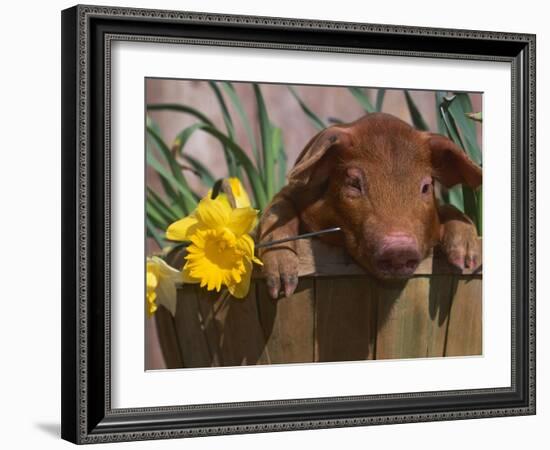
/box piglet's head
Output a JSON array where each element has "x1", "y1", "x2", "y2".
[{"x1": 288, "y1": 113, "x2": 482, "y2": 280}]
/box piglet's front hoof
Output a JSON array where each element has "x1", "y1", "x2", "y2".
[
  {"x1": 441, "y1": 224, "x2": 481, "y2": 271},
  {"x1": 260, "y1": 247, "x2": 299, "y2": 300}
]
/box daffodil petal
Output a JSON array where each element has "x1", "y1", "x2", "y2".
[
  {"x1": 146, "y1": 271, "x2": 158, "y2": 290},
  {"x1": 147, "y1": 301, "x2": 158, "y2": 317},
  {"x1": 151, "y1": 256, "x2": 179, "y2": 276},
  {"x1": 204, "y1": 190, "x2": 231, "y2": 206},
  {"x1": 189, "y1": 232, "x2": 206, "y2": 249},
  {"x1": 237, "y1": 236, "x2": 263, "y2": 266},
  {"x1": 228, "y1": 207, "x2": 258, "y2": 236},
  {"x1": 155, "y1": 283, "x2": 174, "y2": 315},
  {"x1": 146, "y1": 290, "x2": 157, "y2": 304},
  {"x1": 237, "y1": 234, "x2": 256, "y2": 259},
  {"x1": 206, "y1": 182, "x2": 251, "y2": 209},
  {"x1": 196, "y1": 196, "x2": 232, "y2": 228},
  {"x1": 227, "y1": 259, "x2": 252, "y2": 299},
  {"x1": 228, "y1": 177, "x2": 251, "y2": 208},
  {"x1": 146, "y1": 256, "x2": 181, "y2": 316},
  {"x1": 166, "y1": 215, "x2": 199, "y2": 241},
  {"x1": 231, "y1": 268, "x2": 242, "y2": 284}
]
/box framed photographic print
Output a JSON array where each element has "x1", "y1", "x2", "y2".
[{"x1": 61, "y1": 4, "x2": 536, "y2": 444}]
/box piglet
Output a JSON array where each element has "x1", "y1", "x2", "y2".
[{"x1": 258, "y1": 113, "x2": 482, "y2": 299}]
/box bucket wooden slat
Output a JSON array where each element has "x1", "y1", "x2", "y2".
[
  {"x1": 207, "y1": 282, "x2": 271, "y2": 366},
  {"x1": 424, "y1": 275, "x2": 455, "y2": 356},
  {"x1": 173, "y1": 285, "x2": 214, "y2": 367},
  {"x1": 257, "y1": 279, "x2": 315, "y2": 364},
  {"x1": 374, "y1": 276, "x2": 454, "y2": 360},
  {"x1": 314, "y1": 277, "x2": 377, "y2": 362},
  {"x1": 193, "y1": 289, "x2": 224, "y2": 366},
  {"x1": 154, "y1": 305, "x2": 183, "y2": 369},
  {"x1": 375, "y1": 278, "x2": 430, "y2": 359},
  {"x1": 445, "y1": 276, "x2": 483, "y2": 356}
]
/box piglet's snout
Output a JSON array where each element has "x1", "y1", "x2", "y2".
[{"x1": 374, "y1": 233, "x2": 421, "y2": 277}]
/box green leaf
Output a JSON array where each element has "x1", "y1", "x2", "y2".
[
  {"x1": 146, "y1": 217, "x2": 165, "y2": 250},
  {"x1": 146, "y1": 122, "x2": 189, "y2": 216},
  {"x1": 220, "y1": 82, "x2": 260, "y2": 167},
  {"x1": 147, "y1": 187, "x2": 180, "y2": 224},
  {"x1": 171, "y1": 122, "x2": 268, "y2": 210},
  {"x1": 348, "y1": 87, "x2": 375, "y2": 113},
  {"x1": 147, "y1": 103, "x2": 214, "y2": 126},
  {"x1": 147, "y1": 126, "x2": 198, "y2": 213},
  {"x1": 172, "y1": 122, "x2": 207, "y2": 152},
  {"x1": 447, "y1": 93, "x2": 482, "y2": 165},
  {"x1": 375, "y1": 89, "x2": 386, "y2": 112},
  {"x1": 146, "y1": 151, "x2": 197, "y2": 214},
  {"x1": 203, "y1": 125, "x2": 268, "y2": 209},
  {"x1": 270, "y1": 127, "x2": 285, "y2": 193},
  {"x1": 148, "y1": 102, "x2": 240, "y2": 178},
  {"x1": 277, "y1": 142, "x2": 287, "y2": 193},
  {"x1": 254, "y1": 84, "x2": 276, "y2": 200},
  {"x1": 436, "y1": 94, "x2": 482, "y2": 233},
  {"x1": 208, "y1": 82, "x2": 238, "y2": 176},
  {"x1": 434, "y1": 91, "x2": 447, "y2": 134},
  {"x1": 171, "y1": 122, "x2": 234, "y2": 183},
  {"x1": 404, "y1": 90, "x2": 429, "y2": 131},
  {"x1": 208, "y1": 82, "x2": 236, "y2": 139},
  {"x1": 146, "y1": 199, "x2": 170, "y2": 231},
  {"x1": 447, "y1": 186, "x2": 465, "y2": 213},
  {"x1": 288, "y1": 86, "x2": 326, "y2": 130},
  {"x1": 462, "y1": 186, "x2": 479, "y2": 233},
  {"x1": 180, "y1": 154, "x2": 216, "y2": 188},
  {"x1": 146, "y1": 115, "x2": 162, "y2": 135},
  {"x1": 439, "y1": 95, "x2": 465, "y2": 146},
  {"x1": 476, "y1": 189, "x2": 483, "y2": 236}
]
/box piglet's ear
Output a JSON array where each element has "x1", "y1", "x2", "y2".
[
  {"x1": 425, "y1": 132, "x2": 482, "y2": 189},
  {"x1": 288, "y1": 126, "x2": 354, "y2": 187}
]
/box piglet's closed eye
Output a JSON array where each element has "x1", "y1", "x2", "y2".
[{"x1": 425, "y1": 132, "x2": 482, "y2": 189}]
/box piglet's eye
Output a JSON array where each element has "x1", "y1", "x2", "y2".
[
  {"x1": 420, "y1": 177, "x2": 433, "y2": 195},
  {"x1": 346, "y1": 177, "x2": 362, "y2": 191},
  {"x1": 343, "y1": 168, "x2": 364, "y2": 196}
]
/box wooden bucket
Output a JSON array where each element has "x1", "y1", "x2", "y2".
[{"x1": 155, "y1": 238, "x2": 482, "y2": 368}]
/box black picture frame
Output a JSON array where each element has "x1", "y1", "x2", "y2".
[{"x1": 61, "y1": 4, "x2": 536, "y2": 444}]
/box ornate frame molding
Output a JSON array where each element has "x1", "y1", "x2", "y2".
[{"x1": 61, "y1": 4, "x2": 536, "y2": 444}]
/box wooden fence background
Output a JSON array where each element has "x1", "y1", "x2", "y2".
[{"x1": 155, "y1": 239, "x2": 482, "y2": 368}]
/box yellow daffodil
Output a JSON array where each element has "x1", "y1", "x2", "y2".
[
  {"x1": 146, "y1": 256, "x2": 181, "y2": 317},
  {"x1": 203, "y1": 177, "x2": 251, "y2": 208},
  {"x1": 227, "y1": 177, "x2": 251, "y2": 208},
  {"x1": 166, "y1": 178, "x2": 262, "y2": 299},
  {"x1": 146, "y1": 269, "x2": 158, "y2": 317}
]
